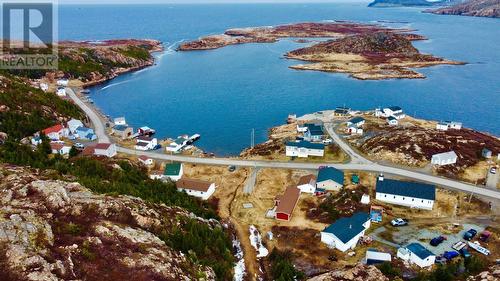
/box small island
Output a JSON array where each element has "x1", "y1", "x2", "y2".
[
  {"x1": 426, "y1": 0, "x2": 500, "y2": 18},
  {"x1": 179, "y1": 22, "x2": 464, "y2": 80}
]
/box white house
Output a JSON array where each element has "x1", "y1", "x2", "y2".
[
  {"x1": 67, "y1": 119, "x2": 84, "y2": 134},
  {"x1": 56, "y1": 87, "x2": 66, "y2": 97},
  {"x1": 303, "y1": 124, "x2": 324, "y2": 142},
  {"x1": 285, "y1": 140, "x2": 325, "y2": 158},
  {"x1": 374, "y1": 108, "x2": 383, "y2": 117},
  {"x1": 316, "y1": 167, "x2": 344, "y2": 191},
  {"x1": 431, "y1": 151, "x2": 458, "y2": 166},
  {"x1": 375, "y1": 177, "x2": 436, "y2": 210},
  {"x1": 346, "y1": 117, "x2": 365, "y2": 128},
  {"x1": 42, "y1": 124, "x2": 66, "y2": 140},
  {"x1": 446, "y1": 121, "x2": 462, "y2": 130},
  {"x1": 297, "y1": 174, "x2": 317, "y2": 193},
  {"x1": 321, "y1": 212, "x2": 371, "y2": 252},
  {"x1": 387, "y1": 116, "x2": 398, "y2": 126},
  {"x1": 164, "y1": 162, "x2": 183, "y2": 181},
  {"x1": 56, "y1": 79, "x2": 69, "y2": 86},
  {"x1": 31, "y1": 136, "x2": 42, "y2": 146},
  {"x1": 135, "y1": 136, "x2": 158, "y2": 151},
  {"x1": 176, "y1": 178, "x2": 216, "y2": 200},
  {"x1": 382, "y1": 106, "x2": 403, "y2": 117},
  {"x1": 346, "y1": 126, "x2": 363, "y2": 135},
  {"x1": 398, "y1": 243, "x2": 435, "y2": 268},
  {"x1": 39, "y1": 83, "x2": 49, "y2": 92},
  {"x1": 113, "y1": 117, "x2": 127, "y2": 126},
  {"x1": 296, "y1": 123, "x2": 308, "y2": 133},
  {"x1": 50, "y1": 143, "x2": 71, "y2": 155},
  {"x1": 166, "y1": 136, "x2": 189, "y2": 153},
  {"x1": 94, "y1": 143, "x2": 117, "y2": 158},
  {"x1": 366, "y1": 249, "x2": 391, "y2": 265},
  {"x1": 138, "y1": 155, "x2": 154, "y2": 166},
  {"x1": 436, "y1": 122, "x2": 449, "y2": 131},
  {"x1": 482, "y1": 148, "x2": 492, "y2": 159}
]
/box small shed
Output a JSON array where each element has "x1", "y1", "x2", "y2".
[{"x1": 482, "y1": 148, "x2": 492, "y2": 159}]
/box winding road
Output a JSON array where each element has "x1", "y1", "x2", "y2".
[{"x1": 67, "y1": 87, "x2": 500, "y2": 200}]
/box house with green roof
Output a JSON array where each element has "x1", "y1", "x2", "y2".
[
  {"x1": 316, "y1": 167, "x2": 344, "y2": 191},
  {"x1": 320, "y1": 211, "x2": 371, "y2": 252},
  {"x1": 164, "y1": 162, "x2": 183, "y2": 181}
]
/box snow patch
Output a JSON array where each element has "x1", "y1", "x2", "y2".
[
  {"x1": 249, "y1": 225, "x2": 268, "y2": 258},
  {"x1": 232, "y1": 237, "x2": 246, "y2": 281}
]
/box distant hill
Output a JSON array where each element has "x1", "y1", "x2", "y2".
[
  {"x1": 427, "y1": 0, "x2": 500, "y2": 17},
  {"x1": 368, "y1": 0, "x2": 460, "y2": 7}
]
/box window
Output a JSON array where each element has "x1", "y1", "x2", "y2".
[
  {"x1": 384, "y1": 195, "x2": 387, "y2": 197},
  {"x1": 403, "y1": 197, "x2": 405, "y2": 200},
  {"x1": 412, "y1": 198, "x2": 414, "y2": 201},
  {"x1": 421, "y1": 200, "x2": 424, "y2": 203},
  {"x1": 394, "y1": 196, "x2": 396, "y2": 199}
]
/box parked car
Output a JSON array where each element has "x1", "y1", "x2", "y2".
[
  {"x1": 443, "y1": 251, "x2": 460, "y2": 260},
  {"x1": 464, "y1": 229, "x2": 478, "y2": 241},
  {"x1": 153, "y1": 144, "x2": 162, "y2": 150},
  {"x1": 228, "y1": 165, "x2": 236, "y2": 172},
  {"x1": 435, "y1": 256, "x2": 447, "y2": 265},
  {"x1": 490, "y1": 167, "x2": 497, "y2": 174},
  {"x1": 479, "y1": 231, "x2": 492, "y2": 242},
  {"x1": 430, "y1": 236, "x2": 447, "y2": 246},
  {"x1": 391, "y1": 218, "x2": 409, "y2": 227},
  {"x1": 74, "y1": 143, "x2": 84, "y2": 149},
  {"x1": 322, "y1": 138, "x2": 333, "y2": 144},
  {"x1": 460, "y1": 248, "x2": 472, "y2": 259}
]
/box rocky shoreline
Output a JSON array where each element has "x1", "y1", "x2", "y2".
[{"x1": 178, "y1": 22, "x2": 464, "y2": 80}]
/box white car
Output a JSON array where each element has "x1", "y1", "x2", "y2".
[
  {"x1": 74, "y1": 143, "x2": 84, "y2": 149},
  {"x1": 391, "y1": 218, "x2": 409, "y2": 227},
  {"x1": 322, "y1": 138, "x2": 333, "y2": 144}
]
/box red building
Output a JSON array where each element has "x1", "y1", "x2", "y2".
[{"x1": 275, "y1": 186, "x2": 301, "y2": 221}]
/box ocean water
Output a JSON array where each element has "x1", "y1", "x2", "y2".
[{"x1": 58, "y1": 3, "x2": 500, "y2": 155}]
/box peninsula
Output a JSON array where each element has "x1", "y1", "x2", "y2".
[
  {"x1": 179, "y1": 22, "x2": 464, "y2": 80},
  {"x1": 427, "y1": 0, "x2": 500, "y2": 18}
]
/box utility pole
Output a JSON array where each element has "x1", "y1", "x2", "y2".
[{"x1": 251, "y1": 128, "x2": 255, "y2": 149}]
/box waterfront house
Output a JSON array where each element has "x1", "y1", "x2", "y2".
[
  {"x1": 285, "y1": 140, "x2": 325, "y2": 158},
  {"x1": 56, "y1": 87, "x2": 66, "y2": 97},
  {"x1": 374, "y1": 108, "x2": 383, "y2": 117},
  {"x1": 67, "y1": 119, "x2": 84, "y2": 134},
  {"x1": 166, "y1": 136, "x2": 189, "y2": 153},
  {"x1": 138, "y1": 126, "x2": 155, "y2": 136},
  {"x1": 346, "y1": 117, "x2": 365, "y2": 128},
  {"x1": 375, "y1": 176, "x2": 435, "y2": 210},
  {"x1": 320, "y1": 211, "x2": 371, "y2": 252},
  {"x1": 112, "y1": 125, "x2": 134, "y2": 140},
  {"x1": 316, "y1": 167, "x2": 344, "y2": 191},
  {"x1": 75, "y1": 126, "x2": 97, "y2": 140},
  {"x1": 482, "y1": 148, "x2": 492, "y2": 159},
  {"x1": 346, "y1": 126, "x2": 363, "y2": 135},
  {"x1": 275, "y1": 186, "x2": 301, "y2": 221},
  {"x1": 446, "y1": 121, "x2": 462, "y2": 130},
  {"x1": 42, "y1": 124, "x2": 66, "y2": 140},
  {"x1": 387, "y1": 116, "x2": 398, "y2": 126},
  {"x1": 56, "y1": 79, "x2": 69, "y2": 86},
  {"x1": 365, "y1": 249, "x2": 391, "y2": 265},
  {"x1": 138, "y1": 155, "x2": 154, "y2": 166},
  {"x1": 333, "y1": 106, "x2": 351, "y2": 117},
  {"x1": 436, "y1": 122, "x2": 449, "y2": 131},
  {"x1": 431, "y1": 151, "x2": 458, "y2": 166},
  {"x1": 50, "y1": 143, "x2": 71, "y2": 155},
  {"x1": 113, "y1": 117, "x2": 127, "y2": 126},
  {"x1": 94, "y1": 143, "x2": 117, "y2": 158},
  {"x1": 398, "y1": 243, "x2": 435, "y2": 268},
  {"x1": 164, "y1": 162, "x2": 183, "y2": 181},
  {"x1": 303, "y1": 124, "x2": 324, "y2": 141},
  {"x1": 297, "y1": 174, "x2": 317, "y2": 194},
  {"x1": 135, "y1": 136, "x2": 158, "y2": 151},
  {"x1": 176, "y1": 178, "x2": 215, "y2": 200},
  {"x1": 382, "y1": 106, "x2": 404, "y2": 118},
  {"x1": 296, "y1": 123, "x2": 308, "y2": 133}
]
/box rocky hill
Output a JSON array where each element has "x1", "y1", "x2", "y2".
[
  {"x1": 427, "y1": 0, "x2": 500, "y2": 17},
  {"x1": 0, "y1": 164, "x2": 220, "y2": 281}
]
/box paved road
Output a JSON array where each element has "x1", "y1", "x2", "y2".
[
  {"x1": 323, "y1": 122, "x2": 372, "y2": 164},
  {"x1": 486, "y1": 169, "x2": 499, "y2": 189},
  {"x1": 68, "y1": 87, "x2": 500, "y2": 201},
  {"x1": 243, "y1": 168, "x2": 260, "y2": 194}
]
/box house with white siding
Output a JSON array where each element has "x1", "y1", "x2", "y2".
[
  {"x1": 297, "y1": 174, "x2": 317, "y2": 194},
  {"x1": 56, "y1": 79, "x2": 69, "y2": 86},
  {"x1": 75, "y1": 126, "x2": 97, "y2": 140},
  {"x1": 436, "y1": 122, "x2": 449, "y2": 131},
  {"x1": 285, "y1": 140, "x2": 325, "y2": 158},
  {"x1": 387, "y1": 116, "x2": 398, "y2": 126},
  {"x1": 166, "y1": 136, "x2": 189, "y2": 153},
  {"x1": 375, "y1": 177, "x2": 436, "y2": 210},
  {"x1": 50, "y1": 143, "x2": 71, "y2": 155},
  {"x1": 446, "y1": 121, "x2": 462, "y2": 130},
  {"x1": 365, "y1": 249, "x2": 391, "y2": 265},
  {"x1": 346, "y1": 117, "x2": 365, "y2": 128},
  {"x1": 321, "y1": 211, "x2": 371, "y2": 252},
  {"x1": 431, "y1": 151, "x2": 458, "y2": 166},
  {"x1": 164, "y1": 162, "x2": 183, "y2": 181},
  {"x1": 56, "y1": 87, "x2": 66, "y2": 97},
  {"x1": 94, "y1": 143, "x2": 117, "y2": 158},
  {"x1": 135, "y1": 136, "x2": 158, "y2": 151},
  {"x1": 138, "y1": 155, "x2": 154, "y2": 166},
  {"x1": 113, "y1": 117, "x2": 127, "y2": 126},
  {"x1": 296, "y1": 123, "x2": 308, "y2": 133},
  {"x1": 398, "y1": 243, "x2": 435, "y2": 268},
  {"x1": 303, "y1": 124, "x2": 324, "y2": 141},
  {"x1": 316, "y1": 167, "x2": 344, "y2": 191},
  {"x1": 176, "y1": 178, "x2": 216, "y2": 200},
  {"x1": 67, "y1": 119, "x2": 84, "y2": 134},
  {"x1": 42, "y1": 124, "x2": 66, "y2": 140},
  {"x1": 382, "y1": 106, "x2": 405, "y2": 119},
  {"x1": 346, "y1": 126, "x2": 363, "y2": 135}
]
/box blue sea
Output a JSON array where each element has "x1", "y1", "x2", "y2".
[{"x1": 58, "y1": 2, "x2": 500, "y2": 155}]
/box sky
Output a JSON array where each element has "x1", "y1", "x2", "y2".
[{"x1": 58, "y1": 0, "x2": 368, "y2": 4}]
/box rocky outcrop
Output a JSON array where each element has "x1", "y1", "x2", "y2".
[
  {"x1": 0, "y1": 165, "x2": 216, "y2": 281},
  {"x1": 307, "y1": 263, "x2": 388, "y2": 281},
  {"x1": 427, "y1": 0, "x2": 500, "y2": 18},
  {"x1": 368, "y1": 0, "x2": 460, "y2": 7}
]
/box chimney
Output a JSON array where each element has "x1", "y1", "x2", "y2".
[
  {"x1": 349, "y1": 224, "x2": 352, "y2": 229},
  {"x1": 378, "y1": 173, "x2": 384, "y2": 181}
]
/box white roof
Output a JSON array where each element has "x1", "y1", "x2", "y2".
[
  {"x1": 114, "y1": 117, "x2": 126, "y2": 122},
  {"x1": 432, "y1": 151, "x2": 457, "y2": 160}
]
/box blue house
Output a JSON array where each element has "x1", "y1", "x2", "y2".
[
  {"x1": 75, "y1": 126, "x2": 97, "y2": 140},
  {"x1": 304, "y1": 124, "x2": 324, "y2": 141}
]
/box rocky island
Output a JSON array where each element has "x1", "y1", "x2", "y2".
[
  {"x1": 427, "y1": 0, "x2": 500, "y2": 18},
  {"x1": 179, "y1": 22, "x2": 464, "y2": 80},
  {"x1": 368, "y1": 0, "x2": 459, "y2": 7}
]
